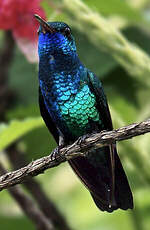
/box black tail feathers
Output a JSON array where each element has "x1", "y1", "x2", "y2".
[
  {"x1": 91, "y1": 148, "x2": 133, "y2": 212},
  {"x1": 69, "y1": 146, "x2": 133, "y2": 212}
]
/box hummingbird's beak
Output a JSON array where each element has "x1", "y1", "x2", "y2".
[{"x1": 34, "y1": 14, "x2": 55, "y2": 34}]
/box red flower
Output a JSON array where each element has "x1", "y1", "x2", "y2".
[{"x1": 0, "y1": 0, "x2": 46, "y2": 41}]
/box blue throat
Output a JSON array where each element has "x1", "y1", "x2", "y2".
[
  {"x1": 38, "y1": 31, "x2": 79, "y2": 75},
  {"x1": 39, "y1": 52, "x2": 81, "y2": 77}
]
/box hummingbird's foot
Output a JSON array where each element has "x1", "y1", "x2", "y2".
[
  {"x1": 77, "y1": 134, "x2": 90, "y2": 148},
  {"x1": 50, "y1": 145, "x2": 64, "y2": 162}
]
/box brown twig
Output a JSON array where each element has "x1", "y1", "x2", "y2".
[
  {"x1": 0, "y1": 119, "x2": 150, "y2": 191},
  {"x1": 0, "y1": 163, "x2": 54, "y2": 230}
]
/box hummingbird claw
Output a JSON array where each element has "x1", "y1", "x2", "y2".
[
  {"x1": 50, "y1": 145, "x2": 64, "y2": 162},
  {"x1": 77, "y1": 134, "x2": 90, "y2": 148}
]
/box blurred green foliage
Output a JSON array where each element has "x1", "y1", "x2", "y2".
[
  {"x1": 0, "y1": 0, "x2": 150, "y2": 230},
  {"x1": 84, "y1": 0, "x2": 143, "y2": 22}
]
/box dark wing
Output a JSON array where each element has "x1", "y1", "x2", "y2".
[
  {"x1": 39, "y1": 87, "x2": 59, "y2": 144},
  {"x1": 88, "y1": 71, "x2": 133, "y2": 210},
  {"x1": 87, "y1": 71, "x2": 113, "y2": 130},
  {"x1": 69, "y1": 71, "x2": 133, "y2": 212}
]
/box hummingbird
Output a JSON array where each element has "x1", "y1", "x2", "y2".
[{"x1": 35, "y1": 14, "x2": 133, "y2": 212}]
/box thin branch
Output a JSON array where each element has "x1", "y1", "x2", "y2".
[
  {"x1": 0, "y1": 164, "x2": 54, "y2": 230},
  {"x1": 0, "y1": 119, "x2": 150, "y2": 191}
]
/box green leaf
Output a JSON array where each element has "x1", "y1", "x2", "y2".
[
  {"x1": 0, "y1": 216, "x2": 34, "y2": 230},
  {"x1": 84, "y1": 0, "x2": 143, "y2": 23},
  {"x1": 0, "y1": 117, "x2": 44, "y2": 151},
  {"x1": 7, "y1": 104, "x2": 40, "y2": 120},
  {"x1": 23, "y1": 127, "x2": 56, "y2": 161}
]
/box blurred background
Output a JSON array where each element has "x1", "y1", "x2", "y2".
[{"x1": 0, "y1": 0, "x2": 150, "y2": 229}]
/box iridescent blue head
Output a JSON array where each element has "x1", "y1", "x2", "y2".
[{"x1": 35, "y1": 15, "x2": 77, "y2": 62}]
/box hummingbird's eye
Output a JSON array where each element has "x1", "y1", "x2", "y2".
[
  {"x1": 64, "y1": 27, "x2": 71, "y2": 36},
  {"x1": 62, "y1": 27, "x2": 71, "y2": 38}
]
